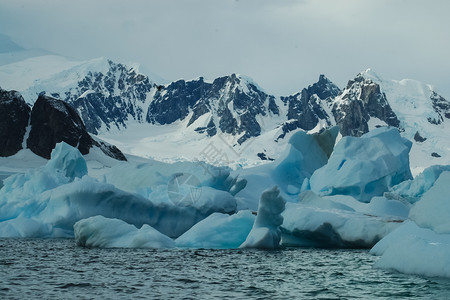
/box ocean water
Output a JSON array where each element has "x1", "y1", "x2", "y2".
[{"x1": 1, "y1": 239, "x2": 449, "y2": 299}]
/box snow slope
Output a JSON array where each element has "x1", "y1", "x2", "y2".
[
  {"x1": 0, "y1": 39, "x2": 448, "y2": 173},
  {"x1": 362, "y1": 69, "x2": 450, "y2": 175}
]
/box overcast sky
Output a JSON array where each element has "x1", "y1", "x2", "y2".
[{"x1": 0, "y1": 0, "x2": 449, "y2": 97}]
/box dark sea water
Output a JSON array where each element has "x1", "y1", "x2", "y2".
[{"x1": 1, "y1": 239, "x2": 449, "y2": 299}]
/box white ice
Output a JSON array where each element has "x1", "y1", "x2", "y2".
[
  {"x1": 74, "y1": 215, "x2": 175, "y2": 248},
  {"x1": 234, "y1": 127, "x2": 338, "y2": 210},
  {"x1": 0, "y1": 142, "x2": 237, "y2": 238},
  {"x1": 408, "y1": 171, "x2": 450, "y2": 234},
  {"x1": 310, "y1": 127, "x2": 412, "y2": 202},
  {"x1": 281, "y1": 192, "x2": 403, "y2": 248},
  {"x1": 371, "y1": 221, "x2": 450, "y2": 278},
  {"x1": 371, "y1": 171, "x2": 450, "y2": 278},
  {"x1": 388, "y1": 165, "x2": 450, "y2": 204},
  {"x1": 240, "y1": 186, "x2": 286, "y2": 249},
  {"x1": 176, "y1": 211, "x2": 255, "y2": 249}
]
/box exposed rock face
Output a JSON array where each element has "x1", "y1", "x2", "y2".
[
  {"x1": 45, "y1": 60, "x2": 344, "y2": 145},
  {"x1": 148, "y1": 74, "x2": 275, "y2": 144},
  {"x1": 414, "y1": 131, "x2": 427, "y2": 142},
  {"x1": 27, "y1": 94, "x2": 95, "y2": 158},
  {"x1": 92, "y1": 138, "x2": 127, "y2": 161},
  {"x1": 332, "y1": 74, "x2": 400, "y2": 137},
  {"x1": 0, "y1": 89, "x2": 30, "y2": 156},
  {"x1": 65, "y1": 60, "x2": 154, "y2": 134},
  {"x1": 148, "y1": 78, "x2": 207, "y2": 125},
  {"x1": 27, "y1": 94, "x2": 126, "y2": 161},
  {"x1": 278, "y1": 75, "x2": 340, "y2": 139},
  {"x1": 19, "y1": 57, "x2": 434, "y2": 150},
  {"x1": 429, "y1": 91, "x2": 450, "y2": 124}
]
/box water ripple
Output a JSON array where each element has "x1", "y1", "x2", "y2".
[{"x1": 1, "y1": 239, "x2": 450, "y2": 299}]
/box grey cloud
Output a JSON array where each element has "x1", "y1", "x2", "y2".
[{"x1": 0, "y1": 0, "x2": 449, "y2": 97}]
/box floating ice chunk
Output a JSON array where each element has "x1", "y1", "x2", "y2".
[
  {"x1": 409, "y1": 171, "x2": 450, "y2": 234},
  {"x1": 101, "y1": 159, "x2": 234, "y2": 197},
  {"x1": 299, "y1": 190, "x2": 355, "y2": 212},
  {"x1": 0, "y1": 142, "x2": 85, "y2": 222},
  {"x1": 0, "y1": 140, "x2": 237, "y2": 238},
  {"x1": 281, "y1": 199, "x2": 402, "y2": 248},
  {"x1": 310, "y1": 127, "x2": 412, "y2": 202},
  {"x1": 388, "y1": 165, "x2": 450, "y2": 203},
  {"x1": 364, "y1": 196, "x2": 410, "y2": 219},
  {"x1": 37, "y1": 176, "x2": 236, "y2": 238},
  {"x1": 371, "y1": 221, "x2": 450, "y2": 278},
  {"x1": 176, "y1": 211, "x2": 255, "y2": 249},
  {"x1": 235, "y1": 128, "x2": 338, "y2": 209},
  {"x1": 1, "y1": 172, "x2": 236, "y2": 238},
  {"x1": 45, "y1": 142, "x2": 88, "y2": 179},
  {"x1": 0, "y1": 217, "x2": 51, "y2": 238},
  {"x1": 74, "y1": 215, "x2": 175, "y2": 248},
  {"x1": 240, "y1": 186, "x2": 286, "y2": 249}
]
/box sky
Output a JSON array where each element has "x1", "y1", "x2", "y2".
[{"x1": 0, "y1": 0, "x2": 449, "y2": 97}]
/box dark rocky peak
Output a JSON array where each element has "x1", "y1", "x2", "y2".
[
  {"x1": 203, "y1": 74, "x2": 274, "y2": 143},
  {"x1": 278, "y1": 75, "x2": 339, "y2": 139},
  {"x1": 27, "y1": 94, "x2": 126, "y2": 161},
  {"x1": 147, "y1": 77, "x2": 211, "y2": 125},
  {"x1": 308, "y1": 74, "x2": 341, "y2": 100},
  {"x1": 332, "y1": 73, "x2": 400, "y2": 137},
  {"x1": 0, "y1": 88, "x2": 31, "y2": 156},
  {"x1": 147, "y1": 73, "x2": 275, "y2": 144},
  {"x1": 63, "y1": 59, "x2": 155, "y2": 134},
  {"x1": 428, "y1": 91, "x2": 450, "y2": 124},
  {"x1": 27, "y1": 94, "x2": 94, "y2": 158}
]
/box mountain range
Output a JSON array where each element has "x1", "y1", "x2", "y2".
[{"x1": 0, "y1": 36, "x2": 449, "y2": 175}]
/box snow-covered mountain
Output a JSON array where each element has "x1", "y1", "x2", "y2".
[
  {"x1": 330, "y1": 72, "x2": 400, "y2": 137},
  {"x1": 0, "y1": 52, "x2": 339, "y2": 163},
  {"x1": 0, "y1": 41, "x2": 449, "y2": 174},
  {"x1": 359, "y1": 69, "x2": 450, "y2": 174}
]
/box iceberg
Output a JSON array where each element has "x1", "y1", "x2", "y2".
[
  {"x1": 310, "y1": 127, "x2": 412, "y2": 202},
  {"x1": 176, "y1": 211, "x2": 255, "y2": 249},
  {"x1": 0, "y1": 142, "x2": 86, "y2": 222},
  {"x1": 45, "y1": 141, "x2": 88, "y2": 179},
  {"x1": 408, "y1": 171, "x2": 450, "y2": 234},
  {"x1": 371, "y1": 221, "x2": 450, "y2": 278},
  {"x1": 74, "y1": 215, "x2": 175, "y2": 248},
  {"x1": 0, "y1": 142, "x2": 237, "y2": 238},
  {"x1": 371, "y1": 171, "x2": 450, "y2": 278},
  {"x1": 387, "y1": 165, "x2": 450, "y2": 204},
  {"x1": 235, "y1": 127, "x2": 338, "y2": 210},
  {"x1": 0, "y1": 217, "x2": 51, "y2": 238},
  {"x1": 240, "y1": 186, "x2": 286, "y2": 249},
  {"x1": 281, "y1": 191, "x2": 404, "y2": 248}
]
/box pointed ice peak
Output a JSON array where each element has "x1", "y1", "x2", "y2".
[
  {"x1": 237, "y1": 74, "x2": 266, "y2": 93},
  {"x1": 359, "y1": 68, "x2": 383, "y2": 83},
  {"x1": 346, "y1": 69, "x2": 382, "y2": 88}
]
